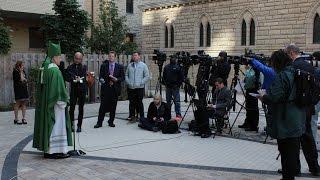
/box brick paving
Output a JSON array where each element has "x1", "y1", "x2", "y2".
[{"x1": 0, "y1": 94, "x2": 319, "y2": 179}]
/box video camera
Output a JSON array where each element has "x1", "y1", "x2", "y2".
[
  {"x1": 191, "y1": 50, "x2": 217, "y2": 66},
  {"x1": 300, "y1": 52, "x2": 319, "y2": 67},
  {"x1": 152, "y1": 49, "x2": 167, "y2": 66},
  {"x1": 171, "y1": 51, "x2": 194, "y2": 67},
  {"x1": 228, "y1": 50, "x2": 269, "y2": 66}
]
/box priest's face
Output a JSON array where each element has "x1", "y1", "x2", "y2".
[
  {"x1": 74, "y1": 52, "x2": 83, "y2": 64},
  {"x1": 52, "y1": 56, "x2": 62, "y2": 66}
]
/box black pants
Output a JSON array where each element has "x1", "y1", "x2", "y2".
[
  {"x1": 139, "y1": 117, "x2": 163, "y2": 131},
  {"x1": 69, "y1": 89, "x2": 86, "y2": 128},
  {"x1": 277, "y1": 137, "x2": 301, "y2": 180},
  {"x1": 128, "y1": 88, "x2": 145, "y2": 118},
  {"x1": 97, "y1": 86, "x2": 118, "y2": 125},
  {"x1": 244, "y1": 89, "x2": 259, "y2": 129},
  {"x1": 300, "y1": 112, "x2": 320, "y2": 173}
]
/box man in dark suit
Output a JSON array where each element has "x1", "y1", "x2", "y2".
[
  {"x1": 94, "y1": 51, "x2": 124, "y2": 128},
  {"x1": 65, "y1": 52, "x2": 87, "y2": 132}
]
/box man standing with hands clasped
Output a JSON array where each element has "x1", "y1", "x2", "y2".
[{"x1": 94, "y1": 51, "x2": 124, "y2": 128}]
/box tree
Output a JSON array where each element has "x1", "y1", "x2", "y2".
[
  {"x1": 0, "y1": 16, "x2": 11, "y2": 55},
  {"x1": 41, "y1": 0, "x2": 90, "y2": 61},
  {"x1": 89, "y1": 0, "x2": 137, "y2": 54}
]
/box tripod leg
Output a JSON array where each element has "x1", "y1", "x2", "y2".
[
  {"x1": 178, "y1": 102, "x2": 192, "y2": 128},
  {"x1": 263, "y1": 135, "x2": 269, "y2": 144},
  {"x1": 228, "y1": 104, "x2": 244, "y2": 135}
]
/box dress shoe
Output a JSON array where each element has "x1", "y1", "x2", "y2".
[
  {"x1": 238, "y1": 123, "x2": 248, "y2": 128},
  {"x1": 76, "y1": 127, "x2": 81, "y2": 133},
  {"x1": 55, "y1": 153, "x2": 70, "y2": 159},
  {"x1": 201, "y1": 133, "x2": 211, "y2": 138},
  {"x1": 94, "y1": 124, "x2": 102, "y2": 128},
  {"x1": 108, "y1": 122, "x2": 115, "y2": 127},
  {"x1": 245, "y1": 127, "x2": 259, "y2": 132},
  {"x1": 309, "y1": 169, "x2": 320, "y2": 176},
  {"x1": 277, "y1": 169, "x2": 301, "y2": 176}
]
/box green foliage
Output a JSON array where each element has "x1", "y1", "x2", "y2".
[
  {"x1": 41, "y1": 0, "x2": 90, "y2": 61},
  {"x1": 88, "y1": 0, "x2": 138, "y2": 54},
  {"x1": 0, "y1": 17, "x2": 12, "y2": 55}
]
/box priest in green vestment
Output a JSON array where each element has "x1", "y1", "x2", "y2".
[{"x1": 33, "y1": 42, "x2": 72, "y2": 159}]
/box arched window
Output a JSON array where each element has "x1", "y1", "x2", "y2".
[
  {"x1": 206, "y1": 23, "x2": 211, "y2": 47},
  {"x1": 241, "y1": 19, "x2": 247, "y2": 46},
  {"x1": 165, "y1": 26, "x2": 168, "y2": 48},
  {"x1": 200, "y1": 22, "x2": 204, "y2": 47},
  {"x1": 314, "y1": 13, "x2": 320, "y2": 44},
  {"x1": 250, "y1": 19, "x2": 255, "y2": 45},
  {"x1": 170, "y1": 25, "x2": 174, "y2": 48}
]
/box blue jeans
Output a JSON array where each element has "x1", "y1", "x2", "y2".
[
  {"x1": 311, "y1": 102, "x2": 320, "y2": 143},
  {"x1": 166, "y1": 87, "x2": 181, "y2": 116}
]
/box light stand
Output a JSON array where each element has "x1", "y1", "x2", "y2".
[{"x1": 68, "y1": 120, "x2": 86, "y2": 156}]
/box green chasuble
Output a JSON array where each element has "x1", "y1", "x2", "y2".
[
  {"x1": 33, "y1": 62, "x2": 73, "y2": 152},
  {"x1": 33, "y1": 42, "x2": 72, "y2": 152}
]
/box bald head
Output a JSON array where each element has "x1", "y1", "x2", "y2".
[{"x1": 74, "y1": 52, "x2": 83, "y2": 64}]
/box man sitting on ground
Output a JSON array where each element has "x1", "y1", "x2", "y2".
[
  {"x1": 138, "y1": 94, "x2": 171, "y2": 132},
  {"x1": 207, "y1": 78, "x2": 231, "y2": 134}
]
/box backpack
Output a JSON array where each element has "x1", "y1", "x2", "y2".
[
  {"x1": 162, "y1": 120, "x2": 179, "y2": 134},
  {"x1": 294, "y1": 69, "x2": 320, "y2": 107}
]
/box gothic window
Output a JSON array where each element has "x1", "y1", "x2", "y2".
[
  {"x1": 165, "y1": 26, "x2": 169, "y2": 48},
  {"x1": 241, "y1": 19, "x2": 247, "y2": 46},
  {"x1": 206, "y1": 23, "x2": 211, "y2": 47},
  {"x1": 250, "y1": 19, "x2": 255, "y2": 45},
  {"x1": 126, "y1": 0, "x2": 133, "y2": 14},
  {"x1": 170, "y1": 25, "x2": 174, "y2": 48},
  {"x1": 200, "y1": 22, "x2": 204, "y2": 47},
  {"x1": 314, "y1": 13, "x2": 320, "y2": 44}
]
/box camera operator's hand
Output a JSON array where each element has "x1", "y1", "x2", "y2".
[
  {"x1": 207, "y1": 104, "x2": 216, "y2": 109},
  {"x1": 153, "y1": 117, "x2": 157, "y2": 121},
  {"x1": 256, "y1": 89, "x2": 266, "y2": 101},
  {"x1": 160, "y1": 117, "x2": 164, "y2": 122}
]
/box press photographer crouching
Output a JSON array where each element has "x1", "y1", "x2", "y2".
[
  {"x1": 138, "y1": 95, "x2": 171, "y2": 132},
  {"x1": 207, "y1": 78, "x2": 231, "y2": 135},
  {"x1": 163, "y1": 56, "x2": 184, "y2": 120}
]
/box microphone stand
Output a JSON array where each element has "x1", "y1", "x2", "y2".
[{"x1": 68, "y1": 114, "x2": 86, "y2": 156}]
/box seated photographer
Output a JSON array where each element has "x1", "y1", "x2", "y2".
[
  {"x1": 138, "y1": 94, "x2": 171, "y2": 132},
  {"x1": 207, "y1": 78, "x2": 231, "y2": 134}
]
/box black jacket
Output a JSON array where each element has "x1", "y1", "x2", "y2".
[
  {"x1": 292, "y1": 57, "x2": 315, "y2": 74},
  {"x1": 209, "y1": 60, "x2": 231, "y2": 86},
  {"x1": 99, "y1": 61, "x2": 125, "y2": 96},
  {"x1": 163, "y1": 63, "x2": 184, "y2": 89},
  {"x1": 13, "y1": 68, "x2": 29, "y2": 100},
  {"x1": 212, "y1": 86, "x2": 231, "y2": 117},
  {"x1": 66, "y1": 63, "x2": 87, "y2": 93},
  {"x1": 147, "y1": 102, "x2": 171, "y2": 121}
]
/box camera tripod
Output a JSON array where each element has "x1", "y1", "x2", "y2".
[
  {"x1": 228, "y1": 69, "x2": 247, "y2": 135},
  {"x1": 154, "y1": 62, "x2": 165, "y2": 96},
  {"x1": 178, "y1": 82, "x2": 197, "y2": 128}
]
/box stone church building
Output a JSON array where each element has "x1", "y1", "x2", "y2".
[{"x1": 140, "y1": 0, "x2": 320, "y2": 56}]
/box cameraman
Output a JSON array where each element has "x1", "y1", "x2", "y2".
[
  {"x1": 163, "y1": 57, "x2": 184, "y2": 120},
  {"x1": 238, "y1": 64, "x2": 263, "y2": 132},
  {"x1": 312, "y1": 51, "x2": 320, "y2": 144},
  {"x1": 285, "y1": 44, "x2": 320, "y2": 176},
  {"x1": 209, "y1": 51, "x2": 231, "y2": 90}
]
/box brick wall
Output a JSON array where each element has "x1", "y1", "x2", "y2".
[{"x1": 142, "y1": 0, "x2": 320, "y2": 56}]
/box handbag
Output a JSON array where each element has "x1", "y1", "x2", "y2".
[{"x1": 162, "y1": 120, "x2": 179, "y2": 134}]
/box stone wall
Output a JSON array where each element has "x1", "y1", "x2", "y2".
[{"x1": 142, "y1": 0, "x2": 320, "y2": 56}]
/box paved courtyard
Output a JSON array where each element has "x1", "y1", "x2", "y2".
[{"x1": 0, "y1": 94, "x2": 319, "y2": 180}]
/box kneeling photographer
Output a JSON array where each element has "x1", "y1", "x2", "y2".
[
  {"x1": 138, "y1": 95, "x2": 171, "y2": 132},
  {"x1": 207, "y1": 78, "x2": 232, "y2": 135},
  {"x1": 163, "y1": 57, "x2": 184, "y2": 120}
]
